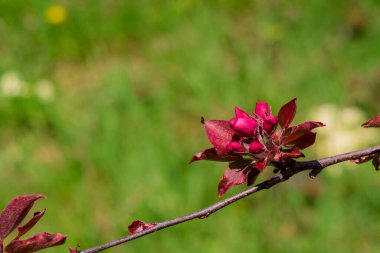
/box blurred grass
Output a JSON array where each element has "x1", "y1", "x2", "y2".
[{"x1": 0, "y1": 1, "x2": 380, "y2": 252}]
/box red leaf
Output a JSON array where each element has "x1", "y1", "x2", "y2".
[
  {"x1": 128, "y1": 221, "x2": 157, "y2": 234},
  {"x1": 289, "y1": 131, "x2": 317, "y2": 150},
  {"x1": 281, "y1": 146, "x2": 303, "y2": 158},
  {"x1": 246, "y1": 168, "x2": 260, "y2": 186},
  {"x1": 15, "y1": 210, "x2": 46, "y2": 240},
  {"x1": 362, "y1": 114, "x2": 380, "y2": 128},
  {"x1": 278, "y1": 98, "x2": 297, "y2": 129},
  {"x1": 254, "y1": 157, "x2": 270, "y2": 172},
  {"x1": 5, "y1": 232, "x2": 66, "y2": 253},
  {"x1": 282, "y1": 121, "x2": 325, "y2": 145},
  {"x1": 204, "y1": 120, "x2": 237, "y2": 156},
  {"x1": 0, "y1": 194, "x2": 45, "y2": 240},
  {"x1": 217, "y1": 160, "x2": 254, "y2": 197},
  {"x1": 189, "y1": 148, "x2": 242, "y2": 164},
  {"x1": 69, "y1": 245, "x2": 80, "y2": 253}
]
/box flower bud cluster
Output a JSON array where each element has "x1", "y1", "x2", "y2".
[{"x1": 228, "y1": 102, "x2": 277, "y2": 157}]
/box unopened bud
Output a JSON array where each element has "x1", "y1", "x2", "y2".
[
  {"x1": 227, "y1": 141, "x2": 244, "y2": 153},
  {"x1": 229, "y1": 117, "x2": 257, "y2": 136},
  {"x1": 249, "y1": 141, "x2": 264, "y2": 154}
]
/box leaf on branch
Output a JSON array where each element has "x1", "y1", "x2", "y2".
[
  {"x1": 69, "y1": 244, "x2": 81, "y2": 253},
  {"x1": 4, "y1": 232, "x2": 66, "y2": 253},
  {"x1": 189, "y1": 148, "x2": 242, "y2": 163},
  {"x1": 362, "y1": 114, "x2": 380, "y2": 128},
  {"x1": 218, "y1": 160, "x2": 259, "y2": 197},
  {"x1": 204, "y1": 120, "x2": 237, "y2": 156},
  {"x1": 278, "y1": 98, "x2": 297, "y2": 129},
  {"x1": 15, "y1": 210, "x2": 46, "y2": 240},
  {"x1": 0, "y1": 194, "x2": 45, "y2": 240},
  {"x1": 287, "y1": 131, "x2": 317, "y2": 150},
  {"x1": 128, "y1": 221, "x2": 157, "y2": 234},
  {"x1": 282, "y1": 121, "x2": 325, "y2": 145},
  {"x1": 281, "y1": 146, "x2": 304, "y2": 158}
]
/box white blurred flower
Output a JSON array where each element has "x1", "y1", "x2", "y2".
[
  {"x1": 310, "y1": 104, "x2": 380, "y2": 176},
  {"x1": 35, "y1": 79, "x2": 55, "y2": 102},
  {"x1": 0, "y1": 71, "x2": 23, "y2": 97}
]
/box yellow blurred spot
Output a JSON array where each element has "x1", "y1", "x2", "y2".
[{"x1": 45, "y1": 5, "x2": 67, "y2": 25}]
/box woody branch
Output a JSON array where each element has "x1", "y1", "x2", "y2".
[{"x1": 79, "y1": 144, "x2": 380, "y2": 253}]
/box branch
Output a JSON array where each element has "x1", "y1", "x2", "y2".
[{"x1": 79, "y1": 144, "x2": 380, "y2": 253}]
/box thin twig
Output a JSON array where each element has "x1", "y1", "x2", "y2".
[{"x1": 79, "y1": 145, "x2": 380, "y2": 253}]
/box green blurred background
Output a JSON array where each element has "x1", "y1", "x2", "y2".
[{"x1": 0, "y1": 1, "x2": 380, "y2": 252}]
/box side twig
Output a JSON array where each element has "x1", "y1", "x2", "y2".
[{"x1": 79, "y1": 145, "x2": 380, "y2": 253}]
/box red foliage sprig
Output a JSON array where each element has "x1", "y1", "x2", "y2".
[
  {"x1": 190, "y1": 98, "x2": 325, "y2": 197},
  {"x1": 0, "y1": 194, "x2": 66, "y2": 253}
]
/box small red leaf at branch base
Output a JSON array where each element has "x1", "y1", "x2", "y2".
[
  {"x1": 15, "y1": 210, "x2": 46, "y2": 240},
  {"x1": 69, "y1": 244, "x2": 81, "y2": 253},
  {"x1": 362, "y1": 114, "x2": 380, "y2": 128},
  {"x1": 204, "y1": 120, "x2": 237, "y2": 156},
  {"x1": 5, "y1": 232, "x2": 66, "y2": 253},
  {"x1": 217, "y1": 160, "x2": 254, "y2": 197},
  {"x1": 246, "y1": 168, "x2": 260, "y2": 186},
  {"x1": 281, "y1": 146, "x2": 303, "y2": 158},
  {"x1": 278, "y1": 98, "x2": 297, "y2": 129},
  {"x1": 0, "y1": 194, "x2": 45, "y2": 240},
  {"x1": 189, "y1": 148, "x2": 242, "y2": 163},
  {"x1": 128, "y1": 221, "x2": 157, "y2": 234},
  {"x1": 218, "y1": 168, "x2": 247, "y2": 198},
  {"x1": 282, "y1": 121, "x2": 325, "y2": 145},
  {"x1": 254, "y1": 157, "x2": 270, "y2": 172}
]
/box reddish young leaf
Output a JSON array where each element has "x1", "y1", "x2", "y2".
[
  {"x1": 278, "y1": 98, "x2": 297, "y2": 129},
  {"x1": 0, "y1": 194, "x2": 45, "y2": 240},
  {"x1": 282, "y1": 121, "x2": 325, "y2": 145},
  {"x1": 15, "y1": 210, "x2": 46, "y2": 240},
  {"x1": 254, "y1": 157, "x2": 270, "y2": 172},
  {"x1": 189, "y1": 148, "x2": 242, "y2": 164},
  {"x1": 362, "y1": 114, "x2": 380, "y2": 128},
  {"x1": 217, "y1": 160, "x2": 253, "y2": 197},
  {"x1": 128, "y1": 221, "x2": 157, "y2": 234},
  {"x1": 218, "y1": 169, "x2": 247, "y2": 198},
  {"x1": 281, "y1": 146, "x2": 303, "y2": 158},
  {"x1": 69, "y1": 244, "x2": 81, "y2": 253},
  {"x1": 289, "y1": 131, "x2": 317, "y2": 150},
  {"x1": 204, "y1": 120, "x2": 237, "y2": 156},
  {"x1": 4, "y1": 232, "x2": 66, "y2": 253},
  {"x1": 246, "y1": 168, "x2": 260, "y2": 186}
]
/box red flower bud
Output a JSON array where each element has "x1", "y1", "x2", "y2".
[
  {"x1": 255, "y1": 102, "x2": 270, "y2": 119},
  {"x1": 234, "y1": 107, "x2": 250, "y2": 119},
  {"x1": 249, "y1": 141, "x2": 264, "y2": 154},
  {"x1": 263, "y1": 115, "x2": 278, "y2": 134},
  {"x1": 227, "y1": 142, "x2": 245, "y2": 153},
  {"x1": 229, "y1": 117, "x2": 257, "y2": 136}
]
